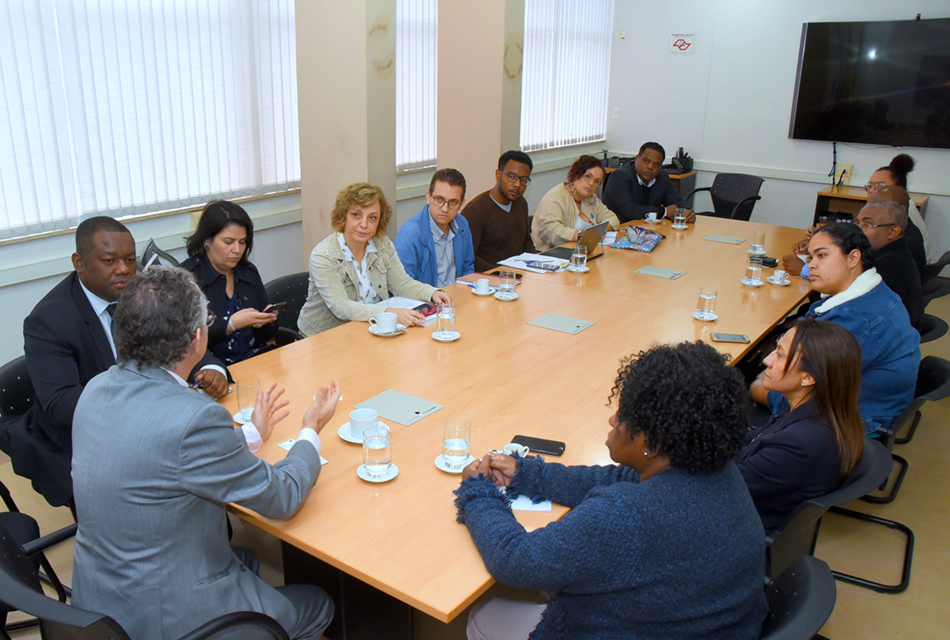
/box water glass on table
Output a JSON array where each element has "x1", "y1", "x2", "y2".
[
  {"x1": 693, "y1": 287, "x2": 718, "y2": 321},
  {"x1": 442, "y1": 418, "x2": 472, "y2": 471},
  {"x1": 743, "y1": 265, "x2": 763, "y2": 285},
  {"x1": 751, "y1": 230, "x2": 766, "y2": 254},
  {"x1": 362, "y1": 425, "x2": 392, "y2": 479},
  {"x1": 235, "y1": 377, "x2": 260, "y2": 423},
  {"x1": 498, "y1": 271, "x2": 517, "y2": 297},
  {"x1": 570, "y1": 244, "x2": 588, "y2": 271},
  {"x1": 673, "y1": 208, "x2": 688, "y2": 228},
  {"x1": 437, "y1": 304, "x2": 456, "y2": 338}
]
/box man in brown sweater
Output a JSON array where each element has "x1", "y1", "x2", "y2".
[{"x1": 462, "y1": 150, "x2": 536, "y2": 272}]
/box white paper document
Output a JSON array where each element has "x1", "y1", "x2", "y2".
[
  {"x1": 384, "y1": 296, "x2": 427, "y2": 309},
  {"x1": 279, "y1": 439, "x2": 329, "y2": 465},
  {"x1": 510, "y1": 495, "x2": 553, "y2": 512},
  {"x1": 498, "y1": 253, "x2": 568, "y2": 274}
]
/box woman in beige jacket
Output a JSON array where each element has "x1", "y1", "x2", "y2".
[
  {"x1": 531, "y1": 155, "x2": 619, "y2": 252},
  {"x1": 298, "y1": 183, "x2": 452, "y2": 336}
]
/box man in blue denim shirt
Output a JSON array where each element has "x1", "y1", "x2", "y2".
[{"x1": 395, "y1": 168, "x2": 475, "y2": 287}]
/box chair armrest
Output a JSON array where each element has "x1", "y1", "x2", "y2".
[
  {"x1": 21, "y1": 523, "x2": 77, "y2": 557},
  {"x1": 684, "y1": 185, "x2": 711, "y2": 201},
  {"x1": 729, "y1": 195, "x2": 762, "y2": 219},
  {"x1": 275, "y1": 326, "x2": 304, "y2": 346},
  {"x1": 177, "y1": 611, "x2": 289, "y2": 640}
]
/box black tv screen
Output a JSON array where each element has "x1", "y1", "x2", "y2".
[{"x1": 789, "y1": 17, "x2": 950, "y2": 149}]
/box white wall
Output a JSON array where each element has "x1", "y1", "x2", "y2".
[{"x1": 607, "y1": 1, "x2": 950, "y2": 252}]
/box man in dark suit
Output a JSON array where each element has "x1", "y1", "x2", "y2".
[
  {"x1": 71, "y1": 266, "x2": 337, "y2": 639},
  {"x1": 0, "y1": 217, "x2": 229, "y2": 507},
  {"x1": 603, "y1": 141, "x2": 696, "y2": 224}
]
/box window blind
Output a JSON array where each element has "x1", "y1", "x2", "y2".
[
  {"x1": 395, "y1": 0, "x2": 437, "y2": 173},
  {"x1": 520, "y1": 0, "x2": 614, "y2": 152},
  {"x1": 0, "y1": 0, "x2": 299, "y2": 240}
]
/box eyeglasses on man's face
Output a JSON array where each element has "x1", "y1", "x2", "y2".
[
  {"x1": 431, "y1": 195, "x2": 462, "y2": 211},
  {"x1": 852, "y1": 219, "x2": 896, "y2": 231},
  {"x1": 502, "y1": 171, "x2": 531, "y2": 187}
]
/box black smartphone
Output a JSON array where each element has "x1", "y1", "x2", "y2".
[
  {"x1": 511, "y1": 435, "x2": 566, "y2": 456},
  {"x1": 710, "y1": 333, "x2": 751, "y2": 344},
  {"x1": 264, "y1": 301, "x2": 287, "y2": 312}
]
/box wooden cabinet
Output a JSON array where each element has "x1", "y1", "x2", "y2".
[{"x1": 813, "y1": 186, "x2": 929, "y2": 225}]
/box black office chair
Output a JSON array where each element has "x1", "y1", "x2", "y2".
[
  {"x1": 685, "y1": 173, "x2": 764, "y2": 221},
  {"x1": 0, "y1": 356, "x2": 34, "y2": 419},
  {"x1": 264, "y1": 272, "x2": 310, "y2": 345},
  {"x1": 139, "y1": 237, "x2": 181, "y2": 269},
  {"x1": 761, "y1": 555, "x2": 836, "y2": 640},
  {"x1": 0, "y1": 521, "x2": 289, "y2": 640},
  {"x1": 921, "y1": 277, "x2": 950, "y2": 310},
  {"x1": 893, "y1": 356, "x2": 950, "y2": 445},
  {"x1": 917, "y1": 313, "x2": 948, "y2": 344},
  {"x1": 766, "y1": 439, "x2": 894, "y2": 581},
  {"x1": 922, "y1": 250, "x2": 950, "y2": 285}
]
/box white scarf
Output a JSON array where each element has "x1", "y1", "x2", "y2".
[
  {"x1": 336, "y1": 233, "x2": 381, "y2": 304},
  {"x1": 813, "y1": 268, "x2": 882, "y2": 315}
]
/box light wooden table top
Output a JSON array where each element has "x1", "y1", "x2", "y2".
[{"x1": 223, "y1": 216, "x2": 810, "y2": 623}]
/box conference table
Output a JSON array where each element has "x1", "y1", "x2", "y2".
[{"x1": 222, "y1": 216, "x2": 811, "y2": 633}]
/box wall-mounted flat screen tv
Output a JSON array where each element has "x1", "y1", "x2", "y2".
[{"x1": 789, "y1": 17, "x2": 950, "y2": 150}]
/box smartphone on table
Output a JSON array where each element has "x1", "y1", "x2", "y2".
[
  {"x1": 710, "y1": 333, "x2": 751, "y2": 344},
  {"x1": 511, "y1": 435, "x2": 566, "y2": 456}
]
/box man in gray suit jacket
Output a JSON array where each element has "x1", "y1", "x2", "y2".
[{"x1": 71, "y1": 266, "x2": 339, "y2": 639}]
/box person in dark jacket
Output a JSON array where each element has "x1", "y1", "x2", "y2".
[
  {"x1": 182, "y1": 200, "x2": 278, "y2": 365},
  {"x1": 738, "y1": 318, "x2": 865, "y2": 533}
]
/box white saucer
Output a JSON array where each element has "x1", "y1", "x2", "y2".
[
  {"x1": 369, "y1": 323, "x2": 407, "y2": 337},
  {"x1": 233, "y1": 408, "x2": 253, "y2": 425},
  {"x1": 747, "y1": 247, "x2": 767, "y2": 255},
  {"x1": 567, "y1": 265, "x2": 590, "y2": 273},
  {"x1": 357, "y1": 463, "x2": 399, "y2": 483},
  {"x1": 494, "y1": 291, "x2": 519, "y2": 301},
  {"x1": 691, "y1": 311, "x2": 719, "y2": 322},
  {"x1": 671, "y1": 223, "x2": 688, "y2": 230},
  {"x1": 767, "y1": 276, "x2": 791, "y2": 286},
  {"x1": 644, "y1": 218, "x2": 659, "y2": 225},
  {"x1": 435, "y1": 454, "x2": 475, "y2": 473},
  {"x1": 471, "y1": 286, "x2": 498, "y2": 296},
  {"x1": 740, "y1": 278, "x2": 764, "y2": 287},
  {"x1": 338, "y1": 420, "x2": 388, "y2": 444},
  {"x1": 432, "y1": 330, "x2": 461, "y2": 342}
]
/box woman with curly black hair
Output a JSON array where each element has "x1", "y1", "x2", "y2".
[{"x1": 455, "y1": 341, "x2": 768, "y2": 640}]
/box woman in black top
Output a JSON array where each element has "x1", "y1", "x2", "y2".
[{"x1": 182, "y1": 200, "x2": 278, "y2": 365}]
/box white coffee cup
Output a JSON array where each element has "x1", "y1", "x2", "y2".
[
  {"x1": 369, "y1": 311, "x2": 398, "y2": 334},
  {"x1": 774, "y1": 269, "x2": 789, "y2": 282},
  {"x1": 475, "y1": 278, "x2": 490, "y2": 294},
  {"x1": 349, "y1": 408, "x2": 378, "y2": 440},
  {"x1": 503, "y1": 443, "x2": 530, "y2": 458},
  {"x1": 645, "y1": 211, "x2": 659, "y2": 223}
]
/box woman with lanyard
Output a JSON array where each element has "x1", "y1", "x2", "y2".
[{"x1": 297, "y1": 182, "x2": 452, "y2": 336}]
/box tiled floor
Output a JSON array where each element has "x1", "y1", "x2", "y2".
[{"x1": 4, "y1": 294, "x2": 950, "y2": 639}]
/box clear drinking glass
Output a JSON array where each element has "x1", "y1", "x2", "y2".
[
  {"x1": 694, "y1": 287, "x2": 717, "y2": 321},
  {"x1": 236, "y1": 378, "x2": 260, "y2": 423},
  {"x1": 437, "y1": 304, "x2": 456, "y2": 338},
  {"x1": 751, "y1": 230, "x2": 766, "y2": 254},
  {"x1": 362, "y1": 428, "x2": 392, "y2": 479},
  {"x1": 744, "y1": 265, "x2": 763, "y2": 284},
  {"x1": 570, "y1": 244, "x2": 588, "y2": 270},
  {"x1": 499, "y1": 271, "x2": 517, "y2": 297},
  {"x1": 442, "y1": 418, "x2": 472, "y2": 470}
]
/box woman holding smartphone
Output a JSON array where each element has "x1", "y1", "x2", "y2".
[{"x1": 182, "y1": 200, "x2": 278, "y2": 365}]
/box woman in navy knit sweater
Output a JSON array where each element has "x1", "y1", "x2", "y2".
[{"x1": 455, "y1": 342, "x2": 768, "y2": 640}]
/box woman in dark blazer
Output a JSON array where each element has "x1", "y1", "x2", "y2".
[
  {"x1": 738, "y1": 318, "x2": 865, "y2": 532},
  {"x1": 182, "y1": 200, "x2": 278, "y2": 365}
]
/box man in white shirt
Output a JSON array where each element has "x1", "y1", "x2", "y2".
[
  {"x1": 0, "y1": 217, "x2": 229, "y2": 507},
  {"x1": 71, "y1": 266, "x2": 339, "y2": 639}
]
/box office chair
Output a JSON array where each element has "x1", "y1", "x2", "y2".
[
  {"x1": 892, "y1": 356, "x2": 950, "y2": 446},
  {"x1": 765, "y1": 439, "x2": 894, "y2": 581},
  {"x1": 922, "y1": 250, "x2": 950, "y2": 285},
  {"x1": 0, "y1": 521, "x2": 289, "y2": 640},
  {"x1": 264, "y1": 272, "x2": 310, "y2": 345},
  {"x1": 921, "y1": 277, "x2": 950, "y2": 310},
  {"x1": 685, "y1": 173, "x2": 764, "y2": 221},
  {"x1": 140, "y1": 238, "x2": 181, "y2": 269},
  {"x1": 760, "y1": 555, "x2": 836, "y2": 640},
  {"x1": 917, "y1": 313, "x2": 948, "y2": 344}
]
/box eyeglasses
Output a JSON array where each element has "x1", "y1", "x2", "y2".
[
  {"x1": 580, "y1": 171, "x2": 603, "y2": 187},
  {"x1": 852, "y1": 220, "x2": 896, "y2": 230},
  {"x1": 431, "y1": 195, "x2": 462, "y2": 211},
  {"x1": 206, "y1": 311, "x2": 217, "y2": 326},
  {"x1": 864, "y1": 182, "x2": 887, "y2": 192},
  {"x1": 502, "y1": 171, "x2": 531, "y2": 187}
]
